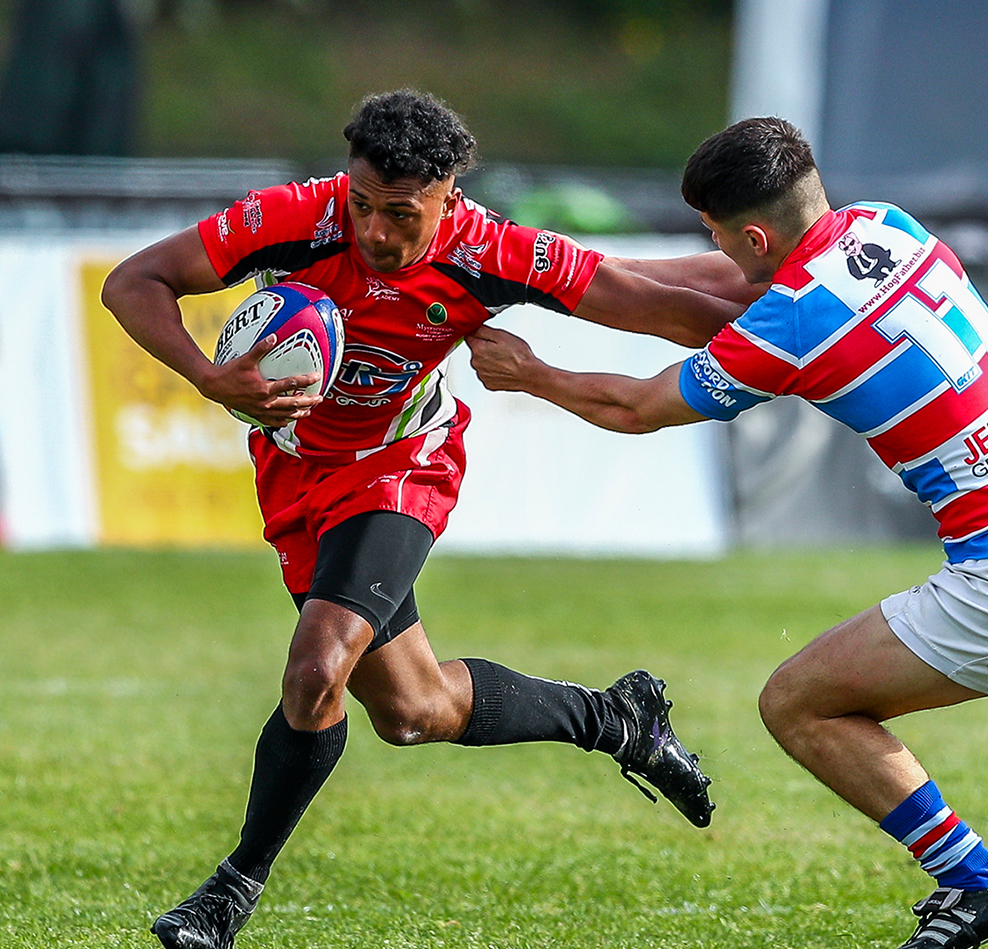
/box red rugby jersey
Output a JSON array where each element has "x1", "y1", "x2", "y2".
[{"x1": 199, "y1": 174, "x2": 603, "y2": 458}]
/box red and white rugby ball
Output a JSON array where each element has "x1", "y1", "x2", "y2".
[{"x1": 214, "y1": 282, "x2": 345, "y2": 425}]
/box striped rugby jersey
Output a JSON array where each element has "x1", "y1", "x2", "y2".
[
  {"x1": 199, "y1": 174, "x2": 602, "y2": 459},
  {"x1": 680, "y1": 203, "x2": 988, "y2": 562}
]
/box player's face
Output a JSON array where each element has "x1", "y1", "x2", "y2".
[{"x1": 347, "y1": 158, "x2": 457, "y2": 273}]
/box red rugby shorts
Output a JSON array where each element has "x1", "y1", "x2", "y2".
[{"x1": 250, "y1": 403, "x2": 469, "y2": 594}]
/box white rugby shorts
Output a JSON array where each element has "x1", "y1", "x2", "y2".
[{"x1": 882, "y1": 559, "x2": 988, "y2": 694}]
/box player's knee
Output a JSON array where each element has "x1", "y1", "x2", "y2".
[
  {"x1": 282, "y1": 637, "x2": 362, "y2": 727},
  {"x1": 283, "y1": 603, "x2": 374, "y2": 727},
  {"x1": 758, "y1": 665, "x2": 802, "y2": 743},
  {"x1": 283, "y1": 653, "x2": 344, "y2": 705},
  {"x1": 282, "y1": 654, "x2": 347, "y2": 726}
]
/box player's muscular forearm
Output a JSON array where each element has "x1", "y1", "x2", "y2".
[
  {"x1": 606, "y1": 251, "x2": 770, "y2": 306},
  {"x1": 526, "y1": 363, "x2": 696, "y2": 433},
  {"x1": 574, "y1": 260, "x2": 746, "y2": 348},
  {"x1": 467, "y1": 326, "x2": 707, "y2": 434}
]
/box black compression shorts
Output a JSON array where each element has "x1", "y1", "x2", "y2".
[{"x1": 290, "y1": 510, "x2": 434, "y2": 652}]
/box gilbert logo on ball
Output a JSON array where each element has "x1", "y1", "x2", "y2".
[{"x1": 214, "y1": 282, "x2": 345, "y2": 425}]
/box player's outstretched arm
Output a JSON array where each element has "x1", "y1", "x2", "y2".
[
  {"x1": 101, "y1": 226, "x2": 321, "y2": 426},
  {"x1": 573, "y1": 260, "x2": 747, "y2": 348},
  {"x1": 466, "y1": 326, "x2": 708, "y2": 434},
  {"x1": 607, "y1": 251, "x2": 770, "y2": 306}
]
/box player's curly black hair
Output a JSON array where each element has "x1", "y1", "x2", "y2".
[
  {"x1": 681, "y1": 117, "x2": 818, "y2": 223},
  {"x1": 343, "y1": 89, "x2": 478, "y2": 183}
]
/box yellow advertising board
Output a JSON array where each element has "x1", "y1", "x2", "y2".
[{"x1": 79, "y1": 260, "x2": 264, "y2": 546}]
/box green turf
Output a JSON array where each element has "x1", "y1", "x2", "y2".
[{"x1": 1, "y1": 544, "x2": 981, "y2": 948}]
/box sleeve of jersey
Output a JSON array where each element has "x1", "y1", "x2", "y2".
[
  {"x1": 678, "y1": 291, "x2": 801, "y2": 421},
  {"x1": 480, "y1": 225, "x2": 603, "y2": 314},
  {"x1": 197, "y1": 180, "x2": 328, "y2": 286}
]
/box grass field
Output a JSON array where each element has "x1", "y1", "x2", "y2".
[{"x1": 1, "y1": 543, "x2": 982, "y2": 948}]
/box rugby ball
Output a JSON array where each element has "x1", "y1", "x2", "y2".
[{"x1": 214, "y1": 282, "x2": 345, "y2": 425}]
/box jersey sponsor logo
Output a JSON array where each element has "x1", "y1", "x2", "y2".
[
  {"x1": 447, "y1": 241, "x2": 487, "y2": 278},
  {"x1": 426, "y1": 302, "x2": 448, "y2": 325},
  {"x1": 533, "y1": 231, "x2": 556, "y2": 273},
  {"x1": 334, "y1": 343, "x2": 423, "y2": 405},
  {"x1": 563, "y1": 251, "x2": 580, "y2": 293},
  {"x1": 216, "y1": 210, "x2": 230, "y2": 243},
  {"x1": 312, "y1": 197, "x2": 344, "y2": 247},
  {"x1": 690, "y1": 351, "x2": 737, "y2": 408},
  {"x1": 365, "y1": 276, "x2": 400, "y2": 301},
  {"x1": 243, "y1": 190, "x2": 263, "y2": 234},
  {"x1": 316, "y1": 197, "x2": 335, "y2": 228},
  {"x1": 963, "y1": 425, "x2": 988, "y2": 479},
  {"x1": 856, "y1": 246, "x2": 927, "y2": 314},
  {"x1": 367, "y1": 474, "x2": 401, "y2": 487},
  {"x1": 839, "y1": 231, "x2": 900, "y2": 286}
]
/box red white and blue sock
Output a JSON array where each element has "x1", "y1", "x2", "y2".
[{"x1": 880, "y1": 780, "x2": 988, "y2": 890}]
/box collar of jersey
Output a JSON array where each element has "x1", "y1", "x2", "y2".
[{"x1": 773, "y1": 207, "x2": 855, "y2": 283}]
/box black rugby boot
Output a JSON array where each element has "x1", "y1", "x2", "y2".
[
  {"x1": 607, "y1": 669, "x2": 715, "y2": 827},
  {"x1": 897, "y1": 887, "x2": 988, "y2": 949},
  {"x1": 151, "y1": 860, "x2": 263, "y2": 949}
]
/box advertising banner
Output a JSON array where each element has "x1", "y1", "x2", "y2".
[
  {"x1": 78, "y1": 259, "x2": 263, "y2": 546},
  {"x1": 0, "y1": 232, "x2": 728, "y2": 557}
]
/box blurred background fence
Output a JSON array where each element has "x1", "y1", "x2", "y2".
[{"x1": 0, "y1": 0, "x2": 984, "y2": 554}]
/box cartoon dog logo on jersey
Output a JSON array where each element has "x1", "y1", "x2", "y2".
[
  {"x1": 839, "y1": 232, "x2": 900, "y2": 286},
  {"x1": 333, "y1": 344, "x2": 423, "y2": 406}
]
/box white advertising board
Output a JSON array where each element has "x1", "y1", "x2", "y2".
[{"x1": 0, "y1": 231, "x2": 728, "y2": 557}]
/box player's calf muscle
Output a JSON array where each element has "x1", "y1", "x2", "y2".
[
  {"x1": 362, "y1": 667, "x2": 473, "y2": 745},
  {"x1": 365, "y1": 703, "x2": 450, "y2": 746}
]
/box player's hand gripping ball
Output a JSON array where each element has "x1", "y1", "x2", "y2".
[{"x1": 214, "y1": 282, "x2": 345, "y2": 425}]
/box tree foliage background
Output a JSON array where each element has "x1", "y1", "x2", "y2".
[{"x1": 0, "y1": 0, "x2": 735, "y2": 172}]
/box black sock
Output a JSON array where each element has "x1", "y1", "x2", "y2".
[
  {"x1": 453, "y1": 658, "x2": 626, "y2": 754},
  {"x1": 227, "y1": 706, "x2": 347, "y2": 885}
]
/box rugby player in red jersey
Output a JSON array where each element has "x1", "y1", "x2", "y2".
[{"x1": 102, "y1": 89, "x2": 756, "y2": 949}]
